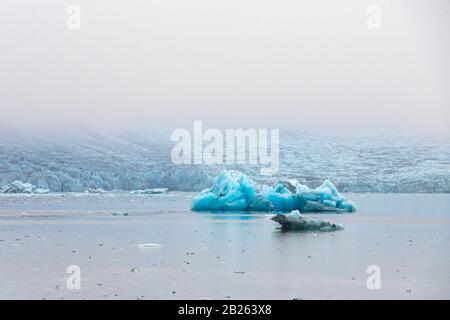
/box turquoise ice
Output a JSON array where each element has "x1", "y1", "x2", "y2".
[{"x1": 192, "y1": 170, "x2": 356, "y2": 213}]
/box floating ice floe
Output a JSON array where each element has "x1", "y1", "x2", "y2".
[
  {"x1": 191, "y1": 170, "x2": 356, "y2": 213},
  {"x1": 87, "y1": 187, "x2": 106, "y2": 194},
  {"x1": 112, "y1": 212, "x2": 129, "y2": 216},
  {"x1": 1, "y1": 181, "x2": 50, "y2": 194},
  {"x1": 271, "y1": 210, "x2": 344, "y2": 231},
  {"x1": 130, "y1": 188, "x2": 169, "y2": 195},
  {"x1": 137, "y1": 243, "x2": 161, "y2": 248}
]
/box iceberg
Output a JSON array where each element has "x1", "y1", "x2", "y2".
[
  {"x1": 191, "y1": 171, "x2": 272, "y2": 211},
  {"x1": 191, "y1": 170, "x2": 356, "y2": 213},
  {"x1": 271, "y1": 180, "x2": 356, "y2": 212},
  {"x1": 130, "y1": 188, "x2": 168, "y2": 195},
  {"x1": 271, "y1": 211, "x2": 344, "y2": 231},
  {"x1": 1, "y1": 180, "x2": 50, "y2": 194}
]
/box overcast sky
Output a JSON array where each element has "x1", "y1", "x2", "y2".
[{"x1": 0, "y1": 0, "x2": 449, "y2": 136}]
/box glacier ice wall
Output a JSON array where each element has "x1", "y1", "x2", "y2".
[{"x1": 0, "y1": 130, "x2": 449, "y2": 193}]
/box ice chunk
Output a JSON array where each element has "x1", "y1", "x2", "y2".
[
  {"x1": 262, "y1": 182, "x2": 300, "y2": 212},
  {"x1": 271, "y1": 211, "x2": 344, "y2": 231},
  {"x1": 192, "y1": 170, "x2": 273, "y2": 211},
  {"x1": 137, "y1": 243, "x2": 161, "y2": 248},
  {"x1": 192, "y1": 170, "x2": 356, "y2": 213},
  {"x1": 297, "y1": 180, "x2": 356, "y2": 213},
  {"x1": 87, "y1": 187, "x2": 106, "y2": 194},
  {"x1": 1, "y1": 181, "x2": 49, "y2": 194},
  {"x1": 130, "y1": 188, "x2": 168, "y2": 195},
  {"x1": 112, "y1": 212, "x2": 129, "y2": 216},
  {"x1": 33, "y1": 188, "x2": 51, "y2": 194},
  {"x1": 261, "y1": 179, "x2": 355, "y2": 212},
  {"x1": 2, "y1": 181, "x2": 34, "y2": 194}
]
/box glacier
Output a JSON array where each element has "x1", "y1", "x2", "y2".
[
  {"x1": 191, "y1": 170, "x2": 356, "y2": 213},
  {"x1": 0, "y1": 129, "x2": 449, "y2": 193}
]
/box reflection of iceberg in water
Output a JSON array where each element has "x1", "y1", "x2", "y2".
[
  {"x1": 191, "y1": 170, "x2": 356, "y2": 213},
  {"x1": 197, "y1": 212, "x2": 261, "y2": 221},
  {"x1": 272, "y1": 211, "x2": 344, "y2": 231}
]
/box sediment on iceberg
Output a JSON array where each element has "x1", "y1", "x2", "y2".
[{"x1": 191, "y1": 170, "x2": 356, "y2": 213}]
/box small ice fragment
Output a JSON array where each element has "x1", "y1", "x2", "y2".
[
  {"x1": 112, "y1": 212, "x2": 129, "y2": 216},
  {"x1": 130, "y1": 188, "x2": 168, "y2": 195},
  {"x1": 87, "y1": 187, "x2": 106, "y2": 194},
  {"x1": 137, "y1": 243, "x2": 161, "y2": 248}
]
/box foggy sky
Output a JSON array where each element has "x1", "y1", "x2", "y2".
[{"x1": 0, "y1": 0, "x2": 449, "y2": 136}]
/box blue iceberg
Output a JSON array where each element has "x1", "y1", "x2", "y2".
[
  {"x1": 191, "y1": 171, "x2": 273, "y2": 211},
  {"x1": 191, "y1": 170, "x2": 356, "y2": 213}
]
